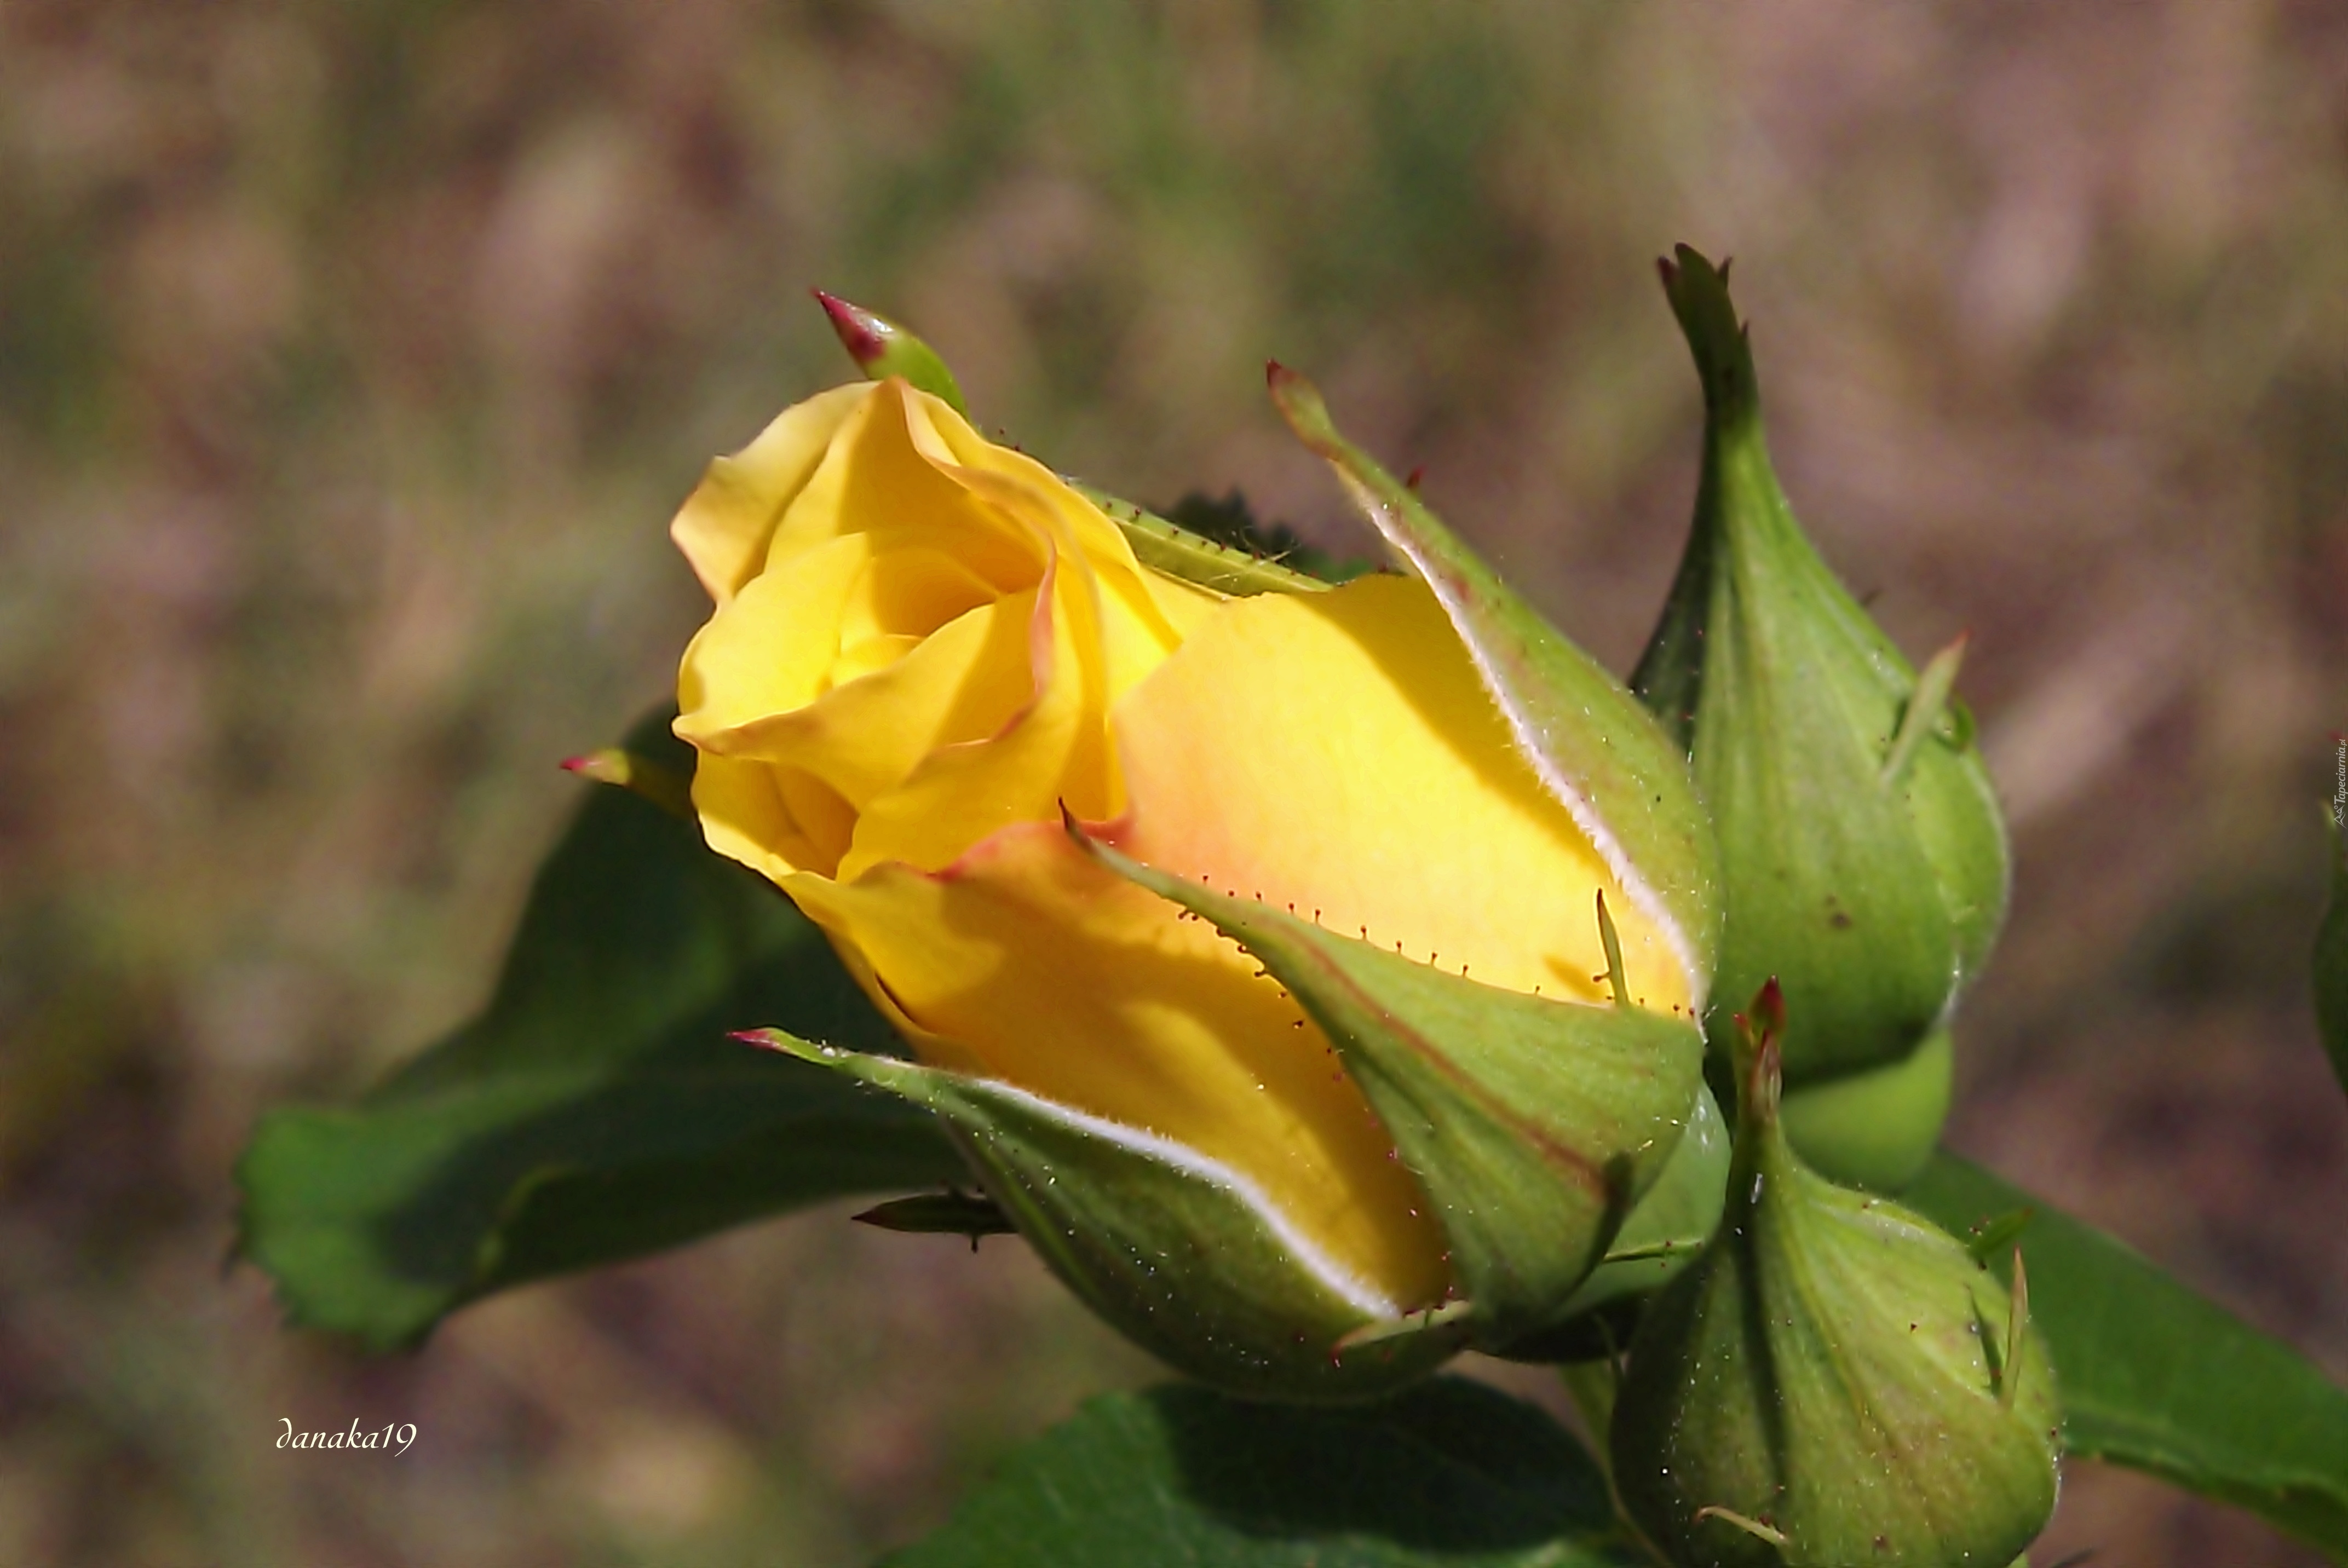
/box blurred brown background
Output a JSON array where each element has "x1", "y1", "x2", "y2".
[{"x1": 3, "y1": 2, "x2": 2346, "y2": 1563}]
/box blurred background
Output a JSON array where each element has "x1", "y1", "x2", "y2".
[{"x1": 3, "y1": 1, "x2": 2346, "y2": 1562}]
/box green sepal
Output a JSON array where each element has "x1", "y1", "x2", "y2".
[
  {"x1": 1554, "y1": 1080, "x2": 1730, "y2": 1325},
  {"x1": 1776, "y1": 1026, "x2": 1954, "y2": 1193},
  {"x1": 557, "y1": 746, "x2": 694, "y2": 821},
  {"x1": 1269, "y1": 365, "x2": 1721, "y2": 1010},
  {"x1": 1633, "y1": 246, "x2": 2010, "y2": 1086},
  {"x1": 2317, "y1": 781, "x2": 2348, "y2": 1100},
  {"x1": 1068, "y1": 482, "x2": 1337, "y2": 598},
  {"x1": 1612, "y1": 990, "x2": 2061, "y2": 1568},
  {"x1": 1068, "y1": 820, "x2": 1706, "y2": 1351},
  {"x1": 814, "y1": 290, "x2": 969, "y2": 416},
  {"x1": 1485, "y1": 1081, "x2": 1731, "y2": 1365},
  {"x1": 744, "y1": 1029, "x2": 1466, "y2": 1402}
]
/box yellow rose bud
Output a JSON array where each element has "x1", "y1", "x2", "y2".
[{"x1": 672, "y1": 376, "x2": 1706, "y2": 1393}]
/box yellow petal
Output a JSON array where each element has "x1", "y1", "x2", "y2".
[
  {"x1": 675, "y1": 533, "x2": 869, "y2": 741},
  {"x1": 785, "y1": 822, "x2": 1449, "y2": 1312},
  {"x1": 1140, "y1": 566, "x2": 1227, "y2": 639},
  {"x1": 835, "y1": 543, "x2": 1000, "y2": 654},
  {"x1": 1115, "y1": 573, "x2": 1695, "y2": 1018},
  {"x1": 690, "y1": 752, "x2": 852, "y2": 881},
  {"x1": 768, "y1": 380, "x2": 1041, "y2": 593},
  {"x1": 718, "y1": 590, "x2": 1037, "y2": 812},
  {"x1": 902, "y1": 390, "x2": 1198, "y2": 702},
  {"x1": 671, "y1": 382, "x2": 877, "y2": 604},
  {"x1": 841, "y1": 559, "x2": 1108, "y2": 877}
]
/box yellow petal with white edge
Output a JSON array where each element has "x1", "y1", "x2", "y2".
[
  {"x1": 1117, "y1": 573, "x2": 1695, "y2": 1018},
  {"x1": 784, "y1": 822, "x2": 1450, "y2": 1313},
  {"x1": 672, "y1": 382, "x2": 876, "y2": 604}
]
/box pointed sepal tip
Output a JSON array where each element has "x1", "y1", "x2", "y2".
[{"x1": 812, "y1": 290, "x2": 970, "y2": 417}]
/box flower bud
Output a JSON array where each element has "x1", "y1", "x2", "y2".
[
  {"x1": 679, "y1": 318, "x2": 1720, "y2": 1400},
  {"x1": 1774, "y1": 1025, "x2": 1953, "y2": 1197},
  {"x1": 1632, "y1": 247, "x2": 2010, "y2": 1189},
  {"x1": 1611, "y1": 984, "x2": 2061, "y2": 1568}
]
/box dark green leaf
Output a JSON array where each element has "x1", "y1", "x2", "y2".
[
  {"x1": 234, "y1": 711, "x2": 965, "y2": 1348},
  {"x1": 1908, "y1": 1154, "x2": 2348, "y2": 1558},
  {"x1": 883, "y1": 1376, "x2": 1634, "y2": 1567}
]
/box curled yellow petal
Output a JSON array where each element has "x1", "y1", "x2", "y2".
[{"x1": 670, "y1": 382, "x2": 875, "y2": 603}]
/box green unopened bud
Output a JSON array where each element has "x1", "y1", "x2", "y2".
[
  {"x1": 1632, "y1": 247, "x2": 2009, "y2": 1187},
  {"x1": 1611, "y1": 983, "x2": 2061, "y2": 1568},
  {"x1": 746, "y1": 1028, "x2": 1467, "y2": 1400},
  {"x1": 1772, "y1": 1025, "x2": 1953, "y2": 1195}
]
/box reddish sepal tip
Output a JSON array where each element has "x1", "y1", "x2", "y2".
[{"x1": 813, "y1": 289, "x2": 887, "y2": 364}]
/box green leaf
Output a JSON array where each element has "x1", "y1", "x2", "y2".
[
  {"x1": 234, "y1": 711, "x2": 965, "y2": 1348},
  {"x1": 882, "y1": 1376, "x2": 1634, "y2": 1567},
  {"x1": 1908, "y1": 1153, "x2": 2348, "y2": 1558},
  {"x1": 2317, "y1": 780, "x2": 2348, "y2": 1099}
]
